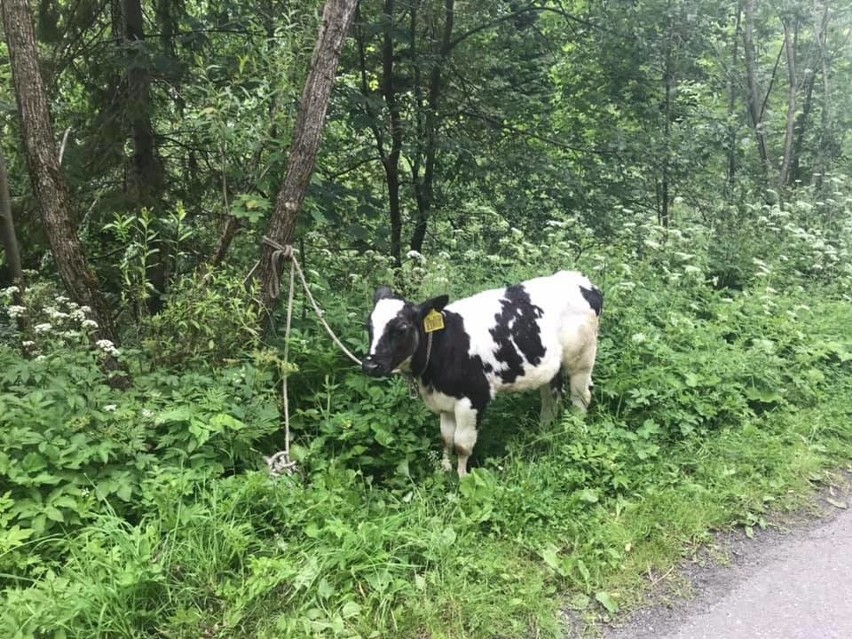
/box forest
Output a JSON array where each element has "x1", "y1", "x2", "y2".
[{"x1": 1, "y1": 0, "x2": 851, "y2": 637}]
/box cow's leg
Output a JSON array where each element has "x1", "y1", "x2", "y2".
[
  {"x1": 439, "y1": 412, "x2": 457, "y2": 472},
  {"x1": 453, "y1": 400, "x2": 479, "y2": 477},
  {"x1": 565, "y1": 335, "x2": 598, "y2": 412},
  {"x1": 568, "y1": 368, "x2": 594, "y2": 412},
  {"x1": 540, "y1": 368, "x2": 563, "y2": 425}
]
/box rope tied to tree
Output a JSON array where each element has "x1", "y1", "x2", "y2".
[{"x1": 251, "y1": 237, "x2": 362, "y2": 477}]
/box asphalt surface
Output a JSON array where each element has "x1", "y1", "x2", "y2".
[{"x1": 599, "y1": 480, "x2": 852, "y2": 639}]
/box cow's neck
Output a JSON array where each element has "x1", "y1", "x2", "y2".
[{"x1": 410, "y1": 325, "x2": 436, "y2": 379}]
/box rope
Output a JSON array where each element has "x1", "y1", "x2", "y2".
[
  {"x1": 262, "y1": 237, "x2": 362, "y2": 366},
  {"x1": 265, "y1": 261, "x2": 297, "y2": 477},
  {"x1": 254, "y1": 237, "x2": 362, "y2": 477}
]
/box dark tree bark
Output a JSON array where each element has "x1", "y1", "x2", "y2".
[
  {"x1": 778, "y1": 15, "x2": 799, "y2": 189},
  {"x1": 123, "y1": 0, "x2": 164, "y2": 208},
  {"x1": 210, "y1": 216, "x2": 241, "y2": 268},
  {"x1": 411, "y1": 0, "x2": 454, "y2": 253},
  {"x1": 355, "y1": 0, "x2": 403, "y2": 265},
  {"x1": 812, "y1": 1, "x2": 835, "y2": 182},
  {"x1": 726, "y1": 2, "x2": 742, "y2": 193},
  {"x1": 743, "y1": 0, "x2": 771, "y2": 176},
  {"x1": 0, "y1": 149, "x2": 31, "y2": 340},
  {"x1": 2, "y1": 0, "x2": 121, "y2": 349},
  {"x1": 257, "y1": 0, "x2": 358, "y2": 325},
  {"x1": 380, "y1": 0, "x2": 404, "y2": 265}
]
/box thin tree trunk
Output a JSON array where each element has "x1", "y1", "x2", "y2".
[
  {"x1": 210, "y1": 217, "x2": 241, "y2": 268},
  {"x1": 257, "y1": 0, "x2": 357, "y2": 327},
  {"x1": 779, "y1": 16, "x2": 798, "y2": 189},
  {"x1": 2, "y1": 0, "x2": 122, "y2": 352},
  {"x1": 380, "y1": 0, "x2": 404, "y2": 265},
  {"x1": 743, "y1": 0, "x2": 771, "y2": 176},
  {"x1": 355, "y1": 1, "x2": 402, "y2": 265},
  {"x1": 659, "y1": 12, "x2": 673, "y2": 230},
  {"x1": 123, "y1": 0, "x2": 164, "y2": 207},
  {"x1": 726, "y1": 2, "x2": 742, "y2": 193},
  {"x1": 411, "y1": 0, "x2": 454, "y2": 253},
  {"x1": 813, "y1": 1, "x2": 833, "y2": 181},
  {"x1": 790, "y1": 62, "x2": 815, "y2": 185},
  {"x1": 0, "y1": 149, "x2": 31, "y2": 340}
]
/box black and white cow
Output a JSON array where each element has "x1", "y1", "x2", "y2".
[{"x1": 362, "y1": 270, "x2": 603, "y2": 476}]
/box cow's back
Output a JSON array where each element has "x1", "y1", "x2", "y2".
[{"x1": 446, "y1": 271, "x2": 598, "y2": 394}]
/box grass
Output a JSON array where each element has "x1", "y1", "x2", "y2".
[
  {"x1": 3, "y1": 269, "x2": 852, "y2": 638},
  {"x1": 4, "y1": 385, "x2": 850, "y2": 639}
]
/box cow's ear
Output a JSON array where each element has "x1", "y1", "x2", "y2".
[
  {"x1": 417, "y1": 294, "x2": 449, "y2": 318},
  {"x1": 373, "y1": 286, "x2": 395, "y2": 303}
]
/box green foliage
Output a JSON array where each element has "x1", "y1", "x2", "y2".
[
  {"x1": 142, "y1": 269, "x2": 262, "y2": 367},
  {"x1": 101, "y1": 205, "x2": 196, "y2": 319},
  {"x1": 0, "y1": 341, "x2": 279, "y2": 582},
  {"x1": 3, "y1": 0, "x2": 852, "y2": 635},
  {"x1": 3, "y1": 214, "x2": 852, "y2": 636}
]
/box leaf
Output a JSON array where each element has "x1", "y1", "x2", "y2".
[
  {"x1": 568, "y1": 593, "x2": 591, "y2": 611},
  {"x1": 826, "y1": 497, "x2": 848, "y2": 510},
  {"x1": 340, "y1": 601, "x2": 361, "y2": 619},
  {"x1": 578, "y1": 488, "x2": 599, "y2": 503},
  {"x1": 116, "y1": 483, "x2": 133, "y2": 502},
  {"x1": 44, "y1": 506, "x2": 64, "y2": 522},
  {"x1": 595, "y1": 591, "x2": 619, "y2": 613},
  {"x1": 156, "y1": 406, "x2": 192, "y2": 424},
  {"x1": 538, "y1": 544, "x2": 566, "y2": 576},
  {"x1": 414, "y1": 574, "x2": 426, "y2": 590}
]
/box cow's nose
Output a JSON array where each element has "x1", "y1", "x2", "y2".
[{"x1": 362, "y1": 358, "x2": 381, "y2": 376}]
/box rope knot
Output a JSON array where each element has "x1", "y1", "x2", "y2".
[{"x1": 263, "y1": 236, "x2": 294, "y2": 260}]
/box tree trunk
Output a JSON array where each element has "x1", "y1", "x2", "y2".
[
  {"x1": 2, "y1": 0, "x2": 122, "y2": 351},
  {"x1": 0, "y1": 149, "x2": 31, "y2": 340},
  {"x1": 790, "y1": 60, "x2": 815, "y2": 185},
  {"x1": 257, "y1": 0, "x2": 358, "y2": 327},
  {"x1": 380, "y1": 0, "x2": 404, "y2": 265},
  {"x1": 123, "y1": 0, "x2": 164, "y2": 207},
  {"x1": 778, "y1": 16, "x2": 798, "y2": 189},
  {"x1": 726, "y1": 2, "x2": 742, "y2": 193},
  {"x1": 355, "y1": 1, "x2": 402, "y2": 265},
  {"x1": 813, "y1": 1, "x2": 834, "y2": 182},
  {"x1": 411, "y1": 0, "x2": 454, "y2": 253},
  {"x1": 742, "y1": 0, "x2": 771, "y2": 176}
]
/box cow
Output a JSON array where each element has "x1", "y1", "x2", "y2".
[{"x1": 361, "y1": 270, "x2": 603, "y2": 477}]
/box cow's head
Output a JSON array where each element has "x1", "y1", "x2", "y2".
[{"x1": 362, "y1": 286, "x2": 449, "y2": 377}]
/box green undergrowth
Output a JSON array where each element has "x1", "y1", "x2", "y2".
[{"x1": 2, "y1": 221, "x2": 852, "y2": 638}]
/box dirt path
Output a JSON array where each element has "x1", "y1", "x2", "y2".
[{"x1": 597, "y1": 475, "x2": 852, "y2": 639}]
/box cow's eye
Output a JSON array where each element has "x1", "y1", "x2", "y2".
[{"x1": 392, "y1": 324, "x2": 408, "y2": 335}]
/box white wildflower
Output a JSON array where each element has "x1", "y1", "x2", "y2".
[
  {"x1": 103, "y1": 404, "x2": 117, "y2": 412},
  {"x1": 406, "y1": 250, "x2": 425, "y2": 262},
  {"x1": 96, "y1": 339, "x2": 120, "y2": 356},
  {"x1": 34, "y1": 322, "x2": 52, "y2": 334},
  {"x1": 631, "y1": 333, "x2": 647, "y2": 343},
  {"x1": 35, "y1": 355, "x2": 46, "y2": 362},
  {"x1": 81, "y1": 319, "x2": 98, "y2": 329},
  {"x1": 80, "y1": 306, "x2": 92, "y2": 314},
  {"x1": 141, "y1": 409, "x2": 154, "y2": 418},
  {"x1": 7, "y1": 305, "x2": 27, "y2": 318},
  {"x1": 2, "y1": 285, "x2": 19, "y2": 296},
  {"x1": 22, "y1": 340, "x2": 35, "y2": 348}
]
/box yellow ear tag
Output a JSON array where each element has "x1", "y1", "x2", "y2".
[{"x1": 423, "y1": 309, "x2": 445, "y2": 333}]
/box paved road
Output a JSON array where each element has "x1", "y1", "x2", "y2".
[{"x1": 602, "y1": 490, "x2": 852, "y2": 639}]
